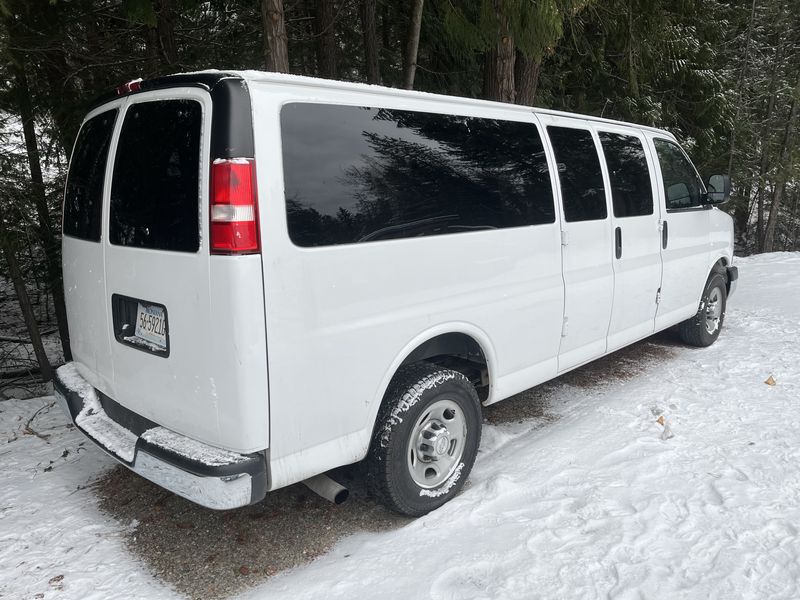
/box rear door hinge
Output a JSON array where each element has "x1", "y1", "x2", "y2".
[
  {"x1": 561, "y1": 316, "x2": 569, "y2": 337},
  {"x1": 656, "y1": 288, "x2": 661, "y2": 305},
  {"x1": 561, "y1": 230, "x2": 569, "y2": 246}
]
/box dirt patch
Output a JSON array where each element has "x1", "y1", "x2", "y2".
[
  {"x1": 94, "y1": 330, "x2": 680, "y2": 599},
  {"x1": 95, "y1": 463, "x2": 409, "y2": 599}
]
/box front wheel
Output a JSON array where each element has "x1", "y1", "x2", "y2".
[
  {"x1": 678, "y1": 270, "x2": 728, "y2": 347},
  {"x1": 366, "y1": 362, "x2": 482, "y2": 517}
]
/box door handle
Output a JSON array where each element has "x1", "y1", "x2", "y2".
[
  {"x1": 662, "y1": 220, "x2": 669, "y2": 249},
  {"x1": 615, "y1": 227, "x2": 622, "y2": 259}
]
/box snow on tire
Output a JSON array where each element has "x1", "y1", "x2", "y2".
[{"x1": 367, "y1": 361, "x2": 482, "y2": 517}]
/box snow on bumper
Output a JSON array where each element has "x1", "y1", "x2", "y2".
[{"x1": 53, "y1": 363, "x2": 267, "y2": 510}]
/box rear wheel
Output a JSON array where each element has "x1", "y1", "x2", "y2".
[
  {"x1": 367, "y1": 362, "x2": 482, "y2": 517},
  {"x1": 678, "y1": 270, "x2": 728, "y2": 347}
]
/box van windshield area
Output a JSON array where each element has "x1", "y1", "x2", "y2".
[{"x1": 110, "y1": 99, "x2": 202, "y2": 252}]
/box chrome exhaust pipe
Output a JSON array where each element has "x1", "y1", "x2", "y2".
[{"x1": 302, "y1": 474, "x2": 349, "y2": 504}]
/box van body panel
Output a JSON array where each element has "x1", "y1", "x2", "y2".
[
  {"x1": 250, "y1": 81, "x2": 563, "y2": 477},
  {"x1": 63, "y1": 237, "x2": 115, "y2": 393}
]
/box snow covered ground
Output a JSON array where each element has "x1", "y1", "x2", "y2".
[{"x1": 2, "y1": 252, "x2": 799, "y2": 600}]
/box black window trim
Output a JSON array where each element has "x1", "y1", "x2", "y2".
[
  {"x1": 652, "y1": 136, "x2": 709, "y2": 214},
  {"x1": 278, "y1": 100, "x2": 557, "y2": 250}
]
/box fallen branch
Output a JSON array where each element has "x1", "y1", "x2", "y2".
[{"x1": 23, "y1": 401, "x2": 55, "y2": 443}]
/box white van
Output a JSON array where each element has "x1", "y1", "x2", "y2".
[{"x1": 56, "y1": 71, "x2": 737, "y2": 516}]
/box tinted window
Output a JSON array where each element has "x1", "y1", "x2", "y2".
[
  {"x1": 110, "y1": 100, "x2": 202, "y2": 252},
  {"x1": 598, "y1": 132, "x2": 653, "y2": 218},
  {"x1": 281, "y1": 104, "x2": 554, "y2": 247},
  {"x1": 64, "y1": 110, "x2": 117, "y2": 241},
  {"x1": 547, "y1": 126, "x2": 607, "y2": 222},
  {"x1": 654, "y1": 139, "x2": 704, "y2": 210}
]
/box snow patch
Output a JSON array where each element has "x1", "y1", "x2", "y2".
[
  {"x1": 141, "y1": 426, "x2": 248, "y2": 466},
  {"x1": 56, "y1": 363, "x2": 137, "y2": 462},
  {"x1": 122, "y1": 335, "x2": 166, "y2": 353}
]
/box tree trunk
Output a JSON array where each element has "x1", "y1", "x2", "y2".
[
  {"x1": 484, "y1": 1, "x2": 515, "y2": 103},
  {"x1": 787, "y1": 188, "x2": 799, "y2": 251},
  {"x1": 381, "y1": 1, "x2": 391, "y2": 53},
  {"x1": 754, "y1": 47, "x2": 782, "y2": 252},
  {"x1": 314, "y1": 0, "x2": 337, "y2": 79},
  {"x1": 0, "y1": 205, "x2": 53, "y2": 382},
  {"x1": 626, "y1": 2, "x2": 639, "y2": 98},
  {"x1": 360, "y1": 0, "x2": 380, "y2": 84},
  {"x1": 151, "y1": 0, "x2": 179, "y2": 69},
  {"x1": 515, "y1": 50, "x2": 541, "y2": 106},
  {"x1": 12, "y1": 64, "x2": 72, "y2": 362},
  {"x1": 401, "y1": 0, "x2": 424, "y2": 89},
  {"x1": 726, "y1": 0, "x2": 757, "y2": 179},
  {"x1": 262, "y1": 0, "x2": 290, "y2": 72},
  {"x1": 763, "y1": 77, "x2": 800, "y2": 253}
]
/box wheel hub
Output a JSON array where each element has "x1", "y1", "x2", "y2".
[
  {"x1": 417, "y1": 421, "x2": 451, "y2": 461},
  {"x1": 406, "y1": 398, "x2": 467, "y2": 488},
  {"x1": 705, "y1": 287, "x2": 722, "y2": 334}
]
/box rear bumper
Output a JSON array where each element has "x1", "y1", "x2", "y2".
[
  {"x1": 54, "y1": 363, "x2": 268, "y2": 510},
  {"x1": 727, "y1": 265, "x2": 739, "y2": 298}
]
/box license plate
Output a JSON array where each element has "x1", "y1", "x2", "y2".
[{"x1": 135, "y1": 303, "x2": 167, "y2": 349}]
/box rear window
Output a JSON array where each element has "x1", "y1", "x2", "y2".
[
  {"x1": 63, "y1": 110, "x2": 117, "y2": 241},
  {"x1": 110, "y1": 99, "x2": 202, "y2": 252},
  {"x1": 281, "y1": 103, "x2": 554, "y2": 247}
]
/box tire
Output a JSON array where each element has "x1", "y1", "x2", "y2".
[
  {"x1": 678, "y1": 269, "x2": 728, "y2": 347},
  {"x1": 366, "y1": 361, "x2": 482, "y2": 517}
]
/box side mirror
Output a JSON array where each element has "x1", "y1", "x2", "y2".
[{"x1": 705, "y1": 174, "x2": 731, "y2": 204}]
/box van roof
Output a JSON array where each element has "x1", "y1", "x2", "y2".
[{"x1": 95, "y1": 69, "x2": 676, "y2": 140}]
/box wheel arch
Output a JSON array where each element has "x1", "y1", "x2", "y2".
[
  {"x1": 708, "y1": 255, "x2": 734, "y2": 294},
  {"x1": 367, "y1": 323, "x2": 498, "y2": 433}
]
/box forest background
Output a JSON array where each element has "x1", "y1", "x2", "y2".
[{"x1": 0, "y1": 0, "x2": 798, "y2": 380}]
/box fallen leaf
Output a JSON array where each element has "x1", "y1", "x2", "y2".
[
  {"x1": 239, "y1": 565, "x2": 250, "y2": 576},
  {"x1": 765, "y1": 375, "x2": 776, "y2": 386},
  {"x1": 49, "y1": 575, "x2": 64, "y2": 585},
  {"x1": 656, "y1": 415, "x2": 665, "y2": 426}
]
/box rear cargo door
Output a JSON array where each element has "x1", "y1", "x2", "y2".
[
  {"x1": 63, "y1": 102, "x2": 125, "y2": 392},
  {"x1": 101, "y1": 89, "x2": 224, "y2": 444}
]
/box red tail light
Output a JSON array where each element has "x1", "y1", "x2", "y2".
[{"x1": 210, "y1": 159, "x2": 260, "y2": 254}]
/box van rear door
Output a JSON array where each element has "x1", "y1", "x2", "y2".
[
  {"x1": 64, "y1": 81, "x2": 269, "y2": 454},
  {"x1": 63, "y1": 103, "x2": 123, "y2": 393}
]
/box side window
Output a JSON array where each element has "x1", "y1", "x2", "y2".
[
  {"x1": 110, "y1": 99, "x2": 202, "y2": 252},
  {"x1": 281, "y1": 103, "x2": 554, "y2": 247},
  {"x1": 598, "y1": 132, "x2": 653, "y2": 218},
  {"x1": 63, "y1": 110, "x2": 117, "y2": 241},
  {"x1": 547, "y1": 126, "x2": 607, "y2": 222},
  {"x1": 653, "y1": 139, "x2": 704, "y2": 210}
]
